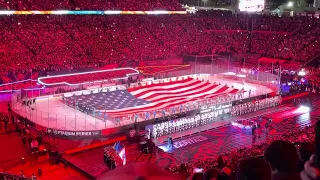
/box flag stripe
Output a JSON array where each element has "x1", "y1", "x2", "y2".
[
  {"x1": 144, "y1": 83, "x2": 217, "y2": 102},
  {"x1": 106, "y1": 89, "x2": 238, "y2": 116},
  {"x1": 109, "y1": 84, "x2": 227, "y2": 112},
  {"x1": 105, "y1": 88, "x2": 234, "y2": 115},
  {"x1": 136, "y1": 81, "x2": 210, "y2": 100},
  {"x1": 133, "y1": 84, "x2": 229, "y2": 108},
  {"x1": 131, "y1": 80, "x2": 202, "y2": 98},
  {"x1": 104, "y1": 85, "x2": 239, "y2": 116},
  {"x1": 129, "y1": 78, "x2": 195, "y2": 95}
]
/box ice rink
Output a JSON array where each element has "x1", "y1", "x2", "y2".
[{"x1": 13, "y1": 75, "x2": 275, "y2": 131}]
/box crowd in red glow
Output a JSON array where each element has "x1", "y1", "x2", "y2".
[
  {"x1": 0, "y1": 0, "x2": 183, "y2": 10},
  {"x1": 0, "y1": 11, "x2": 320, "y2": 78},
  {"x1": 168, "y1": 123, "x2": 315, "y2": 180},
  {"x1": 1, "y1": 8, "x2": 320, "y2": 180}
]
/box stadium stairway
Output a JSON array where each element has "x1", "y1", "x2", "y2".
[
  {"x1": 62, "y1": 154, "x2": 103, "y2": 179},
  {"x1": 61, "y1": 136, "x2": 126, "y2": 179}
]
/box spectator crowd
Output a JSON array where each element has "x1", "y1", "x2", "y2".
[
  {"x1": 1, "y1": 11, "x2": 320, "y2": 80},
  {"x1": 0, "y1": 0, "x2": 183, "y2": 11},
  {"x1": 167, "y1": 123, "x2": 317, "y2": 180},
  {"x1": 1, "y1": 7, "x2": 320, "y2": 180}
]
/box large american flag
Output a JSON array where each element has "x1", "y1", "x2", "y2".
[{"x1": 104, "y1": 78, "x2": 240, "y2": 116}]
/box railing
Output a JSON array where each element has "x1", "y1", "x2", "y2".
[
  {"x1": 154, "y1": 63, "x2": 279, "y2": 91},
  {"x1": 305, "y1": 52, "x2": 320, "y2": 66}
]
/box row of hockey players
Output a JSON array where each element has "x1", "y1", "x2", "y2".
[
  {"x1": 151, "y1": 111, "x2": 219, "y2": 138},
  {"x1": 230, "y1": 96, "x2": 281, "y2": 116}
]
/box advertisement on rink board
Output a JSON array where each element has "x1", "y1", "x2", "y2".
[{"x1": 47, "y1": 128, "x2": 101, "y2": 137}]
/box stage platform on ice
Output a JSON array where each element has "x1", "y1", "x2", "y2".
[{"x1": 12, "y1": 72, "x2": 277, "y2": 138}]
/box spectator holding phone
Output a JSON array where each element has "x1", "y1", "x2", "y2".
[
  {"x1": 302, "y1": 121, "x2": 320, "y2": 180},
  {"x1": 301, "y1": 154, "x2": 320, "y2": 180},
  {"x1": 297, "y1": 142, "x2": 316, "y2": 172}
]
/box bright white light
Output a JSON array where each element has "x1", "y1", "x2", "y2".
[
  {"x1": 287, "y1": 1, "x2": 294, "y2": 7},
  {"x1": 52, "y1": 10, "x2": 69, "y2": 14},
  {"x1": 299, "y1": 113, "x2": 310, "y2": 122},
  {"x1": 104, "y1": 11, "x2": 122, "y2": 15},
  {"x1": 232, "y1": 121, "x2": 252, "y2": 129},
  {"x1": 146, "y1": 11, "x2": 169, "y2": 15},
  {"x1": 298, "y1": 70, "x2": 306, "y2": 76},
  {"x1": 0, "y1": 11, "x2": 14, "y2": 15},
  {"x1": 288, "y1": 82, "x2": 292, "y2": 86},
  {"x1": 294, "y1": 106, "x2": 310, "y2": 114},
  {"x1": 157, "y1": 144, "x2": 170, "y2": 152},
  {"x1": 236, "y1": 74, "x2": 246, "y2": 78}
]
